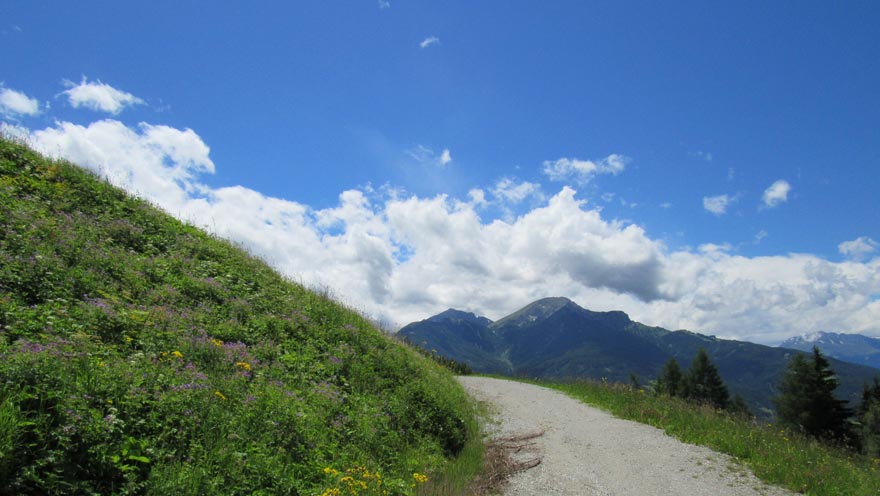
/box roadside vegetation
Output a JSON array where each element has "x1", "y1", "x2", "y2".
[
  {"x1": 0, "y1": 136, "x2": 478, "y2": 495},
  {"x1": 533, "y1": 348, "x2": 880, "y2": 495}
]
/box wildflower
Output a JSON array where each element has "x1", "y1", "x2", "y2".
[
  {"x1": 413, "y1": 472, "x2": 428, "y2": 484},
  {"x1": 235, "y1": 361, "x2": 251, "y2": 371},
  {"x1": 214, "y1": 391, "x2": 227, "y2": 401},
  {"x1": 323, "y1": 467, "x2": 339, "y2": 476},
  {"x1": 124, "y1": 336, "x2": 133, "y2": 343},
  {"x1": 171, "y1": 350, "x2": 184, "y2": 359},
  {"x1": 210, "y1": 338, "x2": 223, "y2": 347},
  {"x1": 320, "y1": 489, "x2": 341, "y2": 496}
]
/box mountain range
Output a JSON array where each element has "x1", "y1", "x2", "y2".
[
  {"x1": 399, "y1": 297, "x2": 880, "y2": 416},
  {"x1": 779, "y1": 331, "x2": 880, "y2": 370}
]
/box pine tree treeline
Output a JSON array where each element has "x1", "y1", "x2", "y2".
[
  {"x1": 654, "y1": 348, "x2": 747, "y2": 415},
  {"x1": 858, "y1": 378, "x2": 880, "y2": 456},
  {"x1": 774, "y1": 345, "x2": 880, "y2": 455},
  {"x1": 775, "y1": 346, "x2": 852, "y2": 442}
]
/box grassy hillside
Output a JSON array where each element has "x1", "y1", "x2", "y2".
[{"x1": 0, "y1": 136, "x2": 476, "y2": 495}]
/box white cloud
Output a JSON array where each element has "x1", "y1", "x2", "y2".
[
  {"x1": 62, "y1": 77, "x2": 145, "y2": 115},
  {"x1": 702, "y1": 194, "x2": 734, "y2": 215},
  {"x1": 406, "y1": 144, "x2": 451, "y2": 167},
  {"x1": 0, "y1": 86, "x2": 41, "y2": 118},
  {"x1": 19, "y1": 118, "x2": 880, "y2": 344},
  {"x1": 698, "y1": 243, "x2": 732, "y2": 258},
  {"x1": 762, "y1": 179, "x2": 791, "y2": 208},
  {"x1": 754, "y1": 230, "x2": 768, "y2": 244},
  {"x1": 467, "y1": 188, "x2": 487, "y2": 207},
  {"x1": 491, "y1": 178, "x2": 542, "y2": 204},
  {"x1": 30, "y1": 119, "x2": 213, "y2": 208},
  {"x1": 839, "y1": 236, "x2": 878, "y2": 261},
  {"x1": 542, "y1": 154, "x2": 628, "y2": 184},
  {"x1": 439, "y1": 148, "x2": 452, "y2": 166},
  {"x1": 419, "y1": 36, "x2": 440, "y2": 49},
  {"x1": 378, "y1": 0, "x2": 390, "y2": 8}
]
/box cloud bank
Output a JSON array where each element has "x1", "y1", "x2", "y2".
[{"x1": 14, "y1": 118, "x2": 880, "y2": 344}]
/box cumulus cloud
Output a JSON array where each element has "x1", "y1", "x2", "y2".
[
  {"x1": 762, "y1": 179, "x2": 791, "y2": 208},
  {"x1": 19, "y1": 118, "x2": 880, "y2": 344},
  {"x1": 0, "y1": 86, "x2": 41, "y2": 118},
  {"x1": 419, "y1": 36, "x2": 440, "y2": 49},
  {"x1": 702, "y1": 194, "x2": 734, "y2": 215},
  {"x1": 542, "y1": 154, "x2": 628, "y2": 184},
  {"x1": 62, "y1": 77, "x2": 145, "y2": 115},
  {"x1": 839, "y1": 236, "x2": 878, "y2": 261}
]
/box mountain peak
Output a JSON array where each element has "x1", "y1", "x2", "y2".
[
  {"x1": 426, "y1": 308, "x2": 492, "y2": 326},
  {"x1": 490, "y1": 296, "x2": 581, "y2": 328},
  {"x1": 779, "y1": 331, "x2": 880, "y2": 370},
  {"x1": 781, "y1": 331, "x2": 832, "y2": 345}
]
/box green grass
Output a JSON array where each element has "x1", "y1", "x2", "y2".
[
  {"x1": 0, "y1": 136, "x2": 478, "y2": 495},
  {"x1": 415, "y1": 403, "x2": 485, "y2": 496},
  {"x1": 535, "y1": 378, "x2": 880, "y2": 495}
]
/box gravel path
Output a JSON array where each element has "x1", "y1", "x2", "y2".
[{"x1": 458, "y1": 376, "x2": 795, "y2": 496}]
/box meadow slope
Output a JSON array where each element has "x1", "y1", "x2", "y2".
[{"x1": 0, "y1": 136, "x2": 475, "y2": 495}]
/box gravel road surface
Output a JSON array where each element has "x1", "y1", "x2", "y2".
[{"x1": 458, "y1": 376, "x2": 794, "y2": 496}]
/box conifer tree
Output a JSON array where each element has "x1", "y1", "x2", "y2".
[
  {"x1": 683, "y1": 348, "x2": 729, "y2": 409},
  {"x1": 857, "y1": 378, "x2": 880, "y2": 456},
  {"x1": 774, "y1": 346, "x2": 851, "y2": 441},
  {"x1": 655, "y1": 357, "x2": 685, "y2": 397}
]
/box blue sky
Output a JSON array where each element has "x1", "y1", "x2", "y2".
[{"x1": 2, "y1": 1, "x2": 879, "y2": 343}]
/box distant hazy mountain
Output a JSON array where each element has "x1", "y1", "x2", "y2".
[
  {"x1": 779, "y1": 331, "x2": 880, "y2": 370},
  {"x1": 399, "y1": 297, "x2": 880, "y2": 416}
]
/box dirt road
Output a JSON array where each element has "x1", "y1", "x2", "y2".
[{"x1": 458, "y1": 376, "x2": 794, "y2": 496}]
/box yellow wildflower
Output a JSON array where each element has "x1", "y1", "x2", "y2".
[
  {"x1": 214, "y1": 391, "x2": 227, "y2": 401},
  {"x1": 413, "y1": 473, "x2": 428, "y2": 484},
  {"x1": 210, "y1": 338, "x2": 223, "y2": 347},
  {"x1": 235, "y1": 361, "x2": 251, "y2": 371},
  {"x1": 171, "y1": 350, "x2": 184, "y2": 359}
]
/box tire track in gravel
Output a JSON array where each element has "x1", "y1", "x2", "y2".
[{"x1": 459, "y1": 376, "x2": 795, "y2": 496}]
